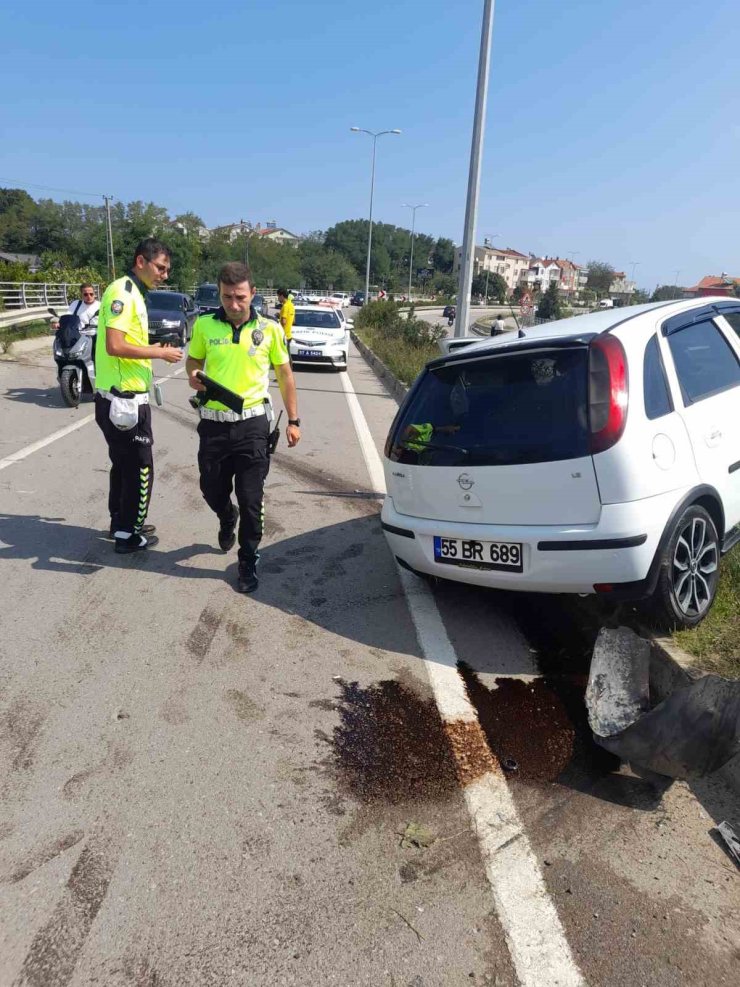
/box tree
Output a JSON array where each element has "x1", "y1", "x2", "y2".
[
  {"x1": 472, "y1": 271, "x2": 507, "y2": 302},
  {"x1": 536, "y1": 282, "x2": 563, "y2": 321},
  {"x1": 651, "y1": 284, "x2": 684, "y2": 302},
  {"x1": 432, "y1": 237, "x2": 455, "y2": 274},
  {"x1": 631, "y1": 289, "x2": 650, "y2": 304},
  {"x1": 586, "y1": 261, "x2": 615, "y2": 298}
]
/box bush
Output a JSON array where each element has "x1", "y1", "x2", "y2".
[{"x1": 354, "y1": 299, "x2": 446, "y2": 384}]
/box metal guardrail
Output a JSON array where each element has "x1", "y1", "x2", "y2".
[
  {"x1": 0, "y1": 306, "x2": 54, "y2": 331},
  {"x1": 0, "y1": 281, "x2": 103, "y2": 312}
]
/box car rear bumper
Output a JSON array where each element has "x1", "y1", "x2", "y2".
[
  {"x1": 380, "y1": 494, "x2": 680, "y2": 596},
  {"x1": 289, "y1": 341, "x2": 347, "y2": 366}
]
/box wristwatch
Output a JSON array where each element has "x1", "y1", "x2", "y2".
[{"x1": 288, "y1": 418, "x2": 301, "y2": 427}]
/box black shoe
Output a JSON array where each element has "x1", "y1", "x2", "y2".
[
  {"x1": 237, "y1": 561, "x2": 258, "y2": 594},
  {"x1": 109, "y1": 523, "x2": 156, "y2": 539},
  {"x1": 115, "y1": 533, "x2": 159, "y2": 554},
  {"x1": 218, "y1": 506, "x2": 239, "y2": 552}
]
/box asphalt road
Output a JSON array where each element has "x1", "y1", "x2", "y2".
[{"x1": 0, "y1": 339, "x2": 738, "y2": 986}]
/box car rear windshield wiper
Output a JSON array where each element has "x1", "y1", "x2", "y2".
[{"x1": 399, "y1": 439, "x2": 469, "y2": 455}]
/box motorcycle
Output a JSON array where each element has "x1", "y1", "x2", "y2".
[
  {"x1": 50, "y1": 308, "x2": 96, "y2": 408},
  {"x1": 445, "y1": 306, "x2": 456, "y2": 327}
]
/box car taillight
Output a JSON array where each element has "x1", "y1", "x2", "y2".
[{"x1": 589, "y1": 335, "x2": 628, "y2": 454}]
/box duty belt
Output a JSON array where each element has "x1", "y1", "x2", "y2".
[
  {"x1": 97, "y1": 389, "x2": 149, "y2": 405},
  {"x1": 199, "y1": 404, "x2": 267, "y2": 423}
]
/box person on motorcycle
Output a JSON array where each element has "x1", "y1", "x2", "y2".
[{"x1": 52, "y1": 283, "x2": 100, "y2": 333}]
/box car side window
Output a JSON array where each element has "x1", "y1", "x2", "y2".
[
  {"x1": 722, "y1": 311, "x2": 740, "y2": 339},
  {"x1": 643, "y1": 335, "x2": 673, "y2": 419},
  {"x1": 667, "y1": 319, "x2": 740, "y2": 405}
]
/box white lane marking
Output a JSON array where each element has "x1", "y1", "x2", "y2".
[
  {"x1": 0, "y1": 415, "x2": 95, "y2": 472},
  {"x1": 154, "y1": 366, "x2": 186, "y2": 386},
  {"x1": 0, "y1": 366, "x2": 185, "y2": 473},
  {"x1": 340, "y1": 366, "x2": 585, "y2": 987}
]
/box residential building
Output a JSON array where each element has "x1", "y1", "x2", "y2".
[
  {"x1": 685, "y1": 273, "x2": 740, "y2": 297},
  {"x1": 609, "y1": 272, "x2": 636, "y2": 304},
  {"x1": 0, "y1": 251, "x2": 42, "y2": 272},
  {"x1": 454, "y1": 245, "x2": 530, "y2": 294},
  {"x1": 549, "y1": 258, "x2": 582, "y2": 296},
  {"x1": 521, "y1": 257, "x2": 562, "y2": 294},
  {"x1": 209, "y1": 219, "x2": 254, "y2": 242},
  {"x1": 257, "y1": 227, "x2": 301, "y2": 245}
]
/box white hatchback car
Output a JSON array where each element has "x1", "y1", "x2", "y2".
[
  {"x1": 289, "y1": 305, "x2": 350, "y2": 370},
  {"x1": 381, "y1": 298, "x2": 740, "y2": 628}
]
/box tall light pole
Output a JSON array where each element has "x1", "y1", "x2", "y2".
[
  {"x1": 629, "y1": 260, "x2": 640, "y2": 283},
  {"x1": 351, "y1": 127, "x2": 402, "y2": 302},
  {"x1": 403, "y1": 202, "x2": 427, "y2": 300},
  {"x1": 103, "y1": 195, "x2": 115, "y2": 280},
  {"x1": 455, "y1": 0, "x2": 496, "y2": 337},
  {"x1": 481, "y1": 231, "x2": 500, "y2": 305},
  {"x1": 673, "y1": 269, "x2": 681, "y2": 287}
]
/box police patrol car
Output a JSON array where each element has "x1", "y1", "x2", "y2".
[{"x1": 289, "y1": 304, "x2": 351, "y2": 371}]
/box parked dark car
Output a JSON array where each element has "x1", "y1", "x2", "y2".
[
  {"x1": 146, "y1": 291, "x2": 197, "y2": 346},
  {"x1": 194, "y1": 283, "x2": 220, "y2": 314},
  {"x1": 253, "y1": 294, "x2": 267, "y2": 317},
  {"x1": 350, "y1": 291, "x2": 365, "y2": 306}
]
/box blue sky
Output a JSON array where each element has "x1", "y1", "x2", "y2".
[{"x1": 2, "y1": 0, "x2": 739, "y2": 290}]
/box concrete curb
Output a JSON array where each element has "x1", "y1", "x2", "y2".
[
  {"x1": 350, "y1": 330, "x2": 409, "y2": 405},
  {"x1": 352, "y1": 327, "x2": 740, "y2": 796},
  {"x1": 1, "y1": 333, "x2": 53, "y2": 358}
]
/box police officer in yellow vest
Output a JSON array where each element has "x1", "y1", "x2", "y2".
[
  {"x1": 186, "y1": 262, "x2": 301, "y2": 593},
  {"x1": 95, "y1": 238, "x2": 183, "y2": 553}
]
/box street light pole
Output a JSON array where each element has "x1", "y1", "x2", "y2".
[
  {"x1": 351, "y1": 127, "x2": 402, "y2": 302},
  {"x1": 103, "y1": 195, "x2": 115, "y2": 280},
  {"x1": 455, "y1": 0, "x2": 496, "y2": 338},
  {"x1": 403, "y1": 202, "x2": 427, "y2": 300}
]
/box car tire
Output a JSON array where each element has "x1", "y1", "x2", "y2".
[{"x1": 644, "y1": 504, "x2": 720, "y2": 630}]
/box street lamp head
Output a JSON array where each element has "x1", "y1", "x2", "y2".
[
  {"x1": 390, "y1": 129, "x2": 402, "y2": 134},
  {"x1": 350, "y1": 127, "x2": 361, "y2": 132}
]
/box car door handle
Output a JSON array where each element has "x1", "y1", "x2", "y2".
[{"x1": 705, "y1": 428, "x2": 722, "y2": 446}]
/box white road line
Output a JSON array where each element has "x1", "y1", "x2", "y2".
[
  {"x1": 154, "y1": 366, "x2": 186, "y2": 386},
  {"x1": 0, "y1": 367, "x2": 185, "y2": 473},
  {"x1": 340, "y1": 366, "x2": 585, "y2": 987},
  {"x1": 0, "y1": 415, "x2": 95, "y2": 472}
]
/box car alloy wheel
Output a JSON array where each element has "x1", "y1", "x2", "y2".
[{"x1": 671, "y1": 514, "x2": 719, "y2": 619}]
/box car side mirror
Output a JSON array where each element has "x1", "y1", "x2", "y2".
[{"x1": 346, "y1": 319, "x2": 354, "y2": 327}]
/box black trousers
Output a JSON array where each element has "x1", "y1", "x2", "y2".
[
  {"x1": 94, "y1": 394, "x2": 154, "y2": 534},
  {"x1": 197, "y1": 415, "x2": 270, "y2": 564}
]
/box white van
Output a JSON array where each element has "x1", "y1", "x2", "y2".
[{"x1": 598, "y1": 298, "x2": 615, "y2": 309}]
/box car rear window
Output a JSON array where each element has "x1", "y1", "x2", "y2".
[
  {"x1": 147, "y1": 292, "x2": 182, "y2": 311},
  {"x1": 388, "y1": 347, "x2": 590, "y2": 466},
  {"x1": 293, "y1": 310, "x2": 342, "y2": 328}
]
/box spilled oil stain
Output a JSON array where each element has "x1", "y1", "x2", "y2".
[
  {"x1": 459, "y1": 664, "x2": 576, "y2": 782},
  {"x1": 325, "y1": 679, "x2": 461, "y2": 804}
]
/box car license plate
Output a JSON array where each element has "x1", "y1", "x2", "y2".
[
  {"x1": 433, "y1": 536, "x2": 523, "y2": 572},
  {"x1": 298, "y1": 349, "x2": 322, "y2": 357}
]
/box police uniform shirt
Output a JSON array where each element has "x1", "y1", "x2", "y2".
[
  {"x1": 189, "y1": 307, "x2": 289, "y2": 412},
  {"x1": 279, "y1": 295, "x2": 295, "y2": 340},
  {"x1": 95, "y1": 273, "x2": 151, "y2": 393}
]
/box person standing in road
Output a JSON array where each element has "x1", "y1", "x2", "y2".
[
  {"x1": 187, "y1": 262, "x2": 301, "y2": 594},
  {"x1": 95, "y1": 238, "x2": 183, "y2": 554},
  {"x1": 276, "y1": 287, "x2": 295, "y2": 356}
]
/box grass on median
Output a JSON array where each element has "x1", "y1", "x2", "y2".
[
  {"x1": 0, "y1": 320, "x2": 52, "y2": 354},
  {"x1": 673, "y1": 550, "x2": 740, "y2": 678},
  {"x1": 353, "y1": 300, "x2": 445, "y2": 386}
]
